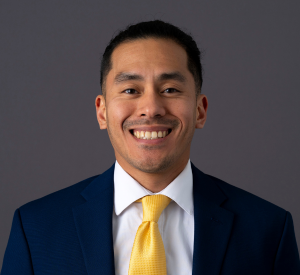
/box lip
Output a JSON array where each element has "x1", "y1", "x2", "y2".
[
  {"x1": 129, "y1": 126, "x2": 171, "y2": 132},
  {"x1": 129, "y1": 128, "x2": 172, "y2": 145}
]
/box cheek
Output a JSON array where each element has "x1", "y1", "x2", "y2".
[
  {"x1": 171, "y1": 99, "x2": 196, "y2": 129},
  {"x1": 107, "y1": 100, "x2": 135, "y2": 130}
]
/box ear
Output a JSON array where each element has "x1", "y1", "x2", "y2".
[
  {"x1": 195, "y1": 94, "x2": 208, "y2": 129},
  {"x1": 95, "y1": 95, "x2": 107, "y2": 129}
]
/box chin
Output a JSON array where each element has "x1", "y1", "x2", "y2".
[{"x1": 128, "y1": 155, "x2": 175, "y2": 174}]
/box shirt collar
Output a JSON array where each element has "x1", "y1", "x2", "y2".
[{"x1": 114, "y1": 160, "x2": 193, "y2": 216}]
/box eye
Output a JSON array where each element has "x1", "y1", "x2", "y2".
[
  {"x1": 164, "y1": 88, "x2": 179, "y2": 93},
  {"x1": 123, "y1": 89, "x2": 138, "y2": 94}
]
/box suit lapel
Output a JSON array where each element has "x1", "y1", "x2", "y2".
[
  {"x1": 191, "y1": 163, "x2": 235, "y2": 275},
  {"x1": 72, "y1": 163, "x2": 234, "y2": 275},
  {"x1": 72, "y1": 164, "x2": 115, "y2": 275}
]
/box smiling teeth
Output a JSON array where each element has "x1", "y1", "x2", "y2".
[{"x1": 134, "y1": 130, "x2": 168, "y2": 139}]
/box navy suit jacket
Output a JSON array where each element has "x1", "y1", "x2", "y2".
[{"x1": 1, "y1": 163, "x2": 300, "y2": 274}]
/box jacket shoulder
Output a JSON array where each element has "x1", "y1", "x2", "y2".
[
  {"x1": 206, "y1": 174, "x2": 287, "y2": 219},
  {"x1": 19, "y1": 174, "x2": 100, "y2": 216}
]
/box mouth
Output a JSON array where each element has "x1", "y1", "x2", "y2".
[{"x1": 129, "y1": 129, "x2": 172, "y2": 140}]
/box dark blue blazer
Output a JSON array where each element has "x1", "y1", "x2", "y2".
[{"x1": 1, "y1": 163, "x2": 300, "y2": 274}]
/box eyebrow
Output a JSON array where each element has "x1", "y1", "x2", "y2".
[
  {"x1": 114, "y1": 72, "x2": 144, "y2": 84},
  {"x1": 157, "y1": 72, "x2": 186, "y2": 83},
  {"x1": 114, "y1": 71, "x2": 187, "y2": 84}
]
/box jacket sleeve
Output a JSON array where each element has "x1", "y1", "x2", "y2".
[
  {"x1": 273, "y1": 211, "x2": 300, "y2": 275},
  {"x1": 1, "y1": 209, "x2": 34, "y2": 275}
]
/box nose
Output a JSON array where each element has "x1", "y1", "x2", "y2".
[{"x1": 136, "y1": 86, "x2": 166, "y2": 118}]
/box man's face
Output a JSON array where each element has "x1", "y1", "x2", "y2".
[{"x1": 96, "y1": 38, "x2": 208, "y2": 174}]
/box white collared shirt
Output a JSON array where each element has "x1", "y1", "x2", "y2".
[{"x1": 112, "y1": 159, "x2": 194, "y2": 275}]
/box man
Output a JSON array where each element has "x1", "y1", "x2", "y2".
[{"x1": 1, "y1": 20, "x2": 299, "y2": 275}]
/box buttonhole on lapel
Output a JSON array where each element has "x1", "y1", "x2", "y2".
[{"x1": 211, "y1": 217, "x2": 222, "y2": 224}]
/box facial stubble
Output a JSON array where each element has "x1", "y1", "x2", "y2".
[{"x1": 106, "y1": 114, "x2": 194, "y2": 174}]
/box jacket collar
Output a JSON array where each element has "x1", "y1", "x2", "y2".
[
  {"x1": 73, "y1": 162, "x2": 234, "y2": 275},
  {"x1": 191, "y1": 163, "x2": 234, "y2": 274},
  {"x1": 73, "y1": 164, "x2": 116, "y2": 275}
]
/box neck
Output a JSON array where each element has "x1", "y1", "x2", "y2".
[{"x1": 116, "y1": 157, "x2": 190, "y2": 193}]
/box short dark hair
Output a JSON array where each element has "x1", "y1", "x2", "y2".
[{"x1": 100, "y1": 20, "x2": 203, "y2": 98}]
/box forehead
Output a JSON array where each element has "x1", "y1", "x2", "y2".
[{"x1": 109, "y1": 38, "x2": 189, "y2": 77}]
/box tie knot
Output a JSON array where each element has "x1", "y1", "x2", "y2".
[{"x1": 136, "y1": 194, "x2": 172, "y2": 223}]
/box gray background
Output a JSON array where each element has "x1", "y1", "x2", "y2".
[{"x1": 1, "y1": 0, "x2": 299, "y2": 268}]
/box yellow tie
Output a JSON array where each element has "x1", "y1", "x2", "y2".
[{"x1": 128, "y1": 194, "x2": 172, "y2": 275}]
